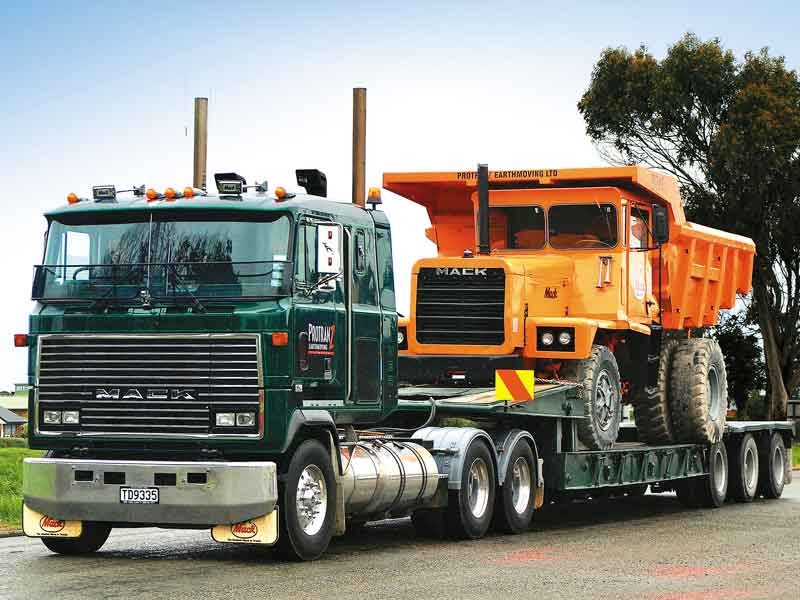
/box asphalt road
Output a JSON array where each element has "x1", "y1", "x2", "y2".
[{"x1": 2, "y1": 485, "x2": 798, "y2": 600}]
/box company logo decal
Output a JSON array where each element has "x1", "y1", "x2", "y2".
[
  {"x1": 435, "y1": 267, "x2": 487, "y2": 276},
  {"x1": 544, "y1": 287, "x2": 558, "y2": 299},
  {"x1": 230, "y1": 521, "x2": 258, "y2": 539},
  {"x1": 39, "y1": 516, "x2": 66, "y2": 533},
  {"x1": 307, "y1": 323, "x2": 336, "y2": 356},
  {"x1": 95, "y1": 388, "x2": 196, "y2": 401}
]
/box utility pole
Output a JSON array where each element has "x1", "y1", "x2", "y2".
[
  {"x1": 193, "y1": 97, "x2": 209, "y2": 191},
  {"x1": 352, "y1": 88, "x2": 366, "y2": 206}
]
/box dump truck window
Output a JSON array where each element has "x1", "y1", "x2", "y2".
[
  {"x1": 489, "y1": 206, "x2": 545, "y2": 250},
  {"x1": 549, "y1": 204, "x2": 617, "y2": 249},
  {"x1": 630, "y1": 207, "x2": 650, "y2": 249}
]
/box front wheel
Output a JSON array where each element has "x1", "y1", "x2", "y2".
[
  {"x1": 276, "y1": 439, "x2": 337, "y2": 561},
  {"x1": 41, "y1": 523, "x2": 111, "y2": 555},
  {"x1": 567, "y1": 345, "x2": 623, "y2": 450}
]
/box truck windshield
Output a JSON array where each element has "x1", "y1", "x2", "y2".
[
  {"x1": 33, "y1": 211, "x2": 292, "y2": 302},
  {"x1": 549, "y1": 204, "x2": 617, "y2": 249},
  {"x1": 489, "y1": 206, "x2": 545, "y2": 250}
]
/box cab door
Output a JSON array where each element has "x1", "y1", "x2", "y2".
[
  {"x1": 292, "y1": 220, "x2": 348, "y2": 408},
  {"x1": 626, "y1": 203, "x2": 653, "y2": 323}
]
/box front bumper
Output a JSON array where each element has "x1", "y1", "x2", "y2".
[{"x1": 23, "y1": 458, "x2": 277, "y2": 526}]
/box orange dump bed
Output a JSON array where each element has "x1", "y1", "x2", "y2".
[{"x1": 384, "y1": 166, "x2": 755, "y2": 331}]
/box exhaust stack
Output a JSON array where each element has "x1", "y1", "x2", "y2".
[
  {"x1": 193, "y1": 97, "x2": 209, "y2": 191},
  {"x1": 352, "y1": 88, "x2": 366, "y2": 206},
  {"x1": 477, "y1": 163, "x2": 490, "y2": 254}
]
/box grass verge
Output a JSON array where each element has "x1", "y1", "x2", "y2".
[
  {"x1": 0, "y1": 447, "x2": 44, "y2": 529},
  {"x1": 793, "y1": 444, "x2": 799, "y2": 469}
]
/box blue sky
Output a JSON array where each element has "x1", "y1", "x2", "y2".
[{"x1": 1, "y1": 0, "x2": 798, "y2": 387}]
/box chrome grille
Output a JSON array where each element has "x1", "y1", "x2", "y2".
[
  {"x1": 36, "y1": 335, "x2": 261, "y2": 436},
  {"x1": 415, "y1": 267, "x2": 505, "y2": 345}
]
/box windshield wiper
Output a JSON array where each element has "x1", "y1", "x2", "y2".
[
  {"x1": 88, "y1": 266, "x2": 146, "y2": 311},
  {"x1": 166, "y1": 265, "x2": 207, "y2": 313}
]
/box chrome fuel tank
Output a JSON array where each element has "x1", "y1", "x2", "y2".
[{"x1": 340, "y1": 440, "x2": 440, "y2": 518}]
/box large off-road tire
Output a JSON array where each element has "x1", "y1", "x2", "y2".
[
  {"x1": 275, "y1": 439, "x2": 337, "y2": 561},
  {"x1": 669, "y1": 339, "x2": 727, "y2": 444},
  {"x1": 633, "y1": 339, "x2": 680, "y2": 444},
  {"x1": 728, "y1": 434, "x2": 759, "y2": 503},
  {"x1": 492, "y1": 441, "x2": 536, "y2": 534},
  {"x1": 41, "y1": 523, "x2": 111, "y2": 555},
  {"x1": 445, "y1": 439, "x2": 495, "y2": 539},
  {"x1": 757, "y1": 432, "x2": 786, "y2": 499},
  {"x1": 569, "y1": 345, "x2": 623, "y2": 450}
]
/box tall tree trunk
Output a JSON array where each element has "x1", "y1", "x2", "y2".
[{"x1": 753, "y1": 283, "x2": 789, "y2": 420}]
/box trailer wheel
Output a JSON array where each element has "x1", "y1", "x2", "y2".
[
  {"x1": 696, "y1": 442, "x2": 729, "y2": 508},
  {"x1": 493, "y1": 441, "x2": 536, "y2": 534},
  {"x1": 446, "y1": 439, "x2": 495, "y2": 539},
  {"x1": 40, "y1": 523, "x2": 111, "y2": 555},
  {"x1": 729, "y1": 434, "x2": 759, "y2": 503},
  {"x1": 757, "y1": 433, "x2": 786, "y2": 499},
  {"x1": 276, "y1": 439, "x2": 336, "y2": 561},
  {"x1": 669, "y1": 339, "x2": 727, "y2": 444},
  {"x1": 633, "y1": 339, "x2": 679, "y2": 444},
  {"x1": 568, "y1": 345, "x2": 622, "y2": 450}
]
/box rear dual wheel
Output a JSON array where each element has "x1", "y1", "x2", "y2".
[
  {"x1": 728, "y1": 434, "x2": 759, "y2": 503},
  {"x1": 493, "y1": 442, "x2": 536, "y2": 534},
  {"x1": 676, "y1": 442, "x2": 728, "y2": 509},
  {"x1": 758, "y1": 432, "x2": 786, "y2": 499}
]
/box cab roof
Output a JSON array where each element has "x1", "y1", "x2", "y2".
[
  {"x1": 383, "y1": 166, "x2": 687, "y2": 225},
  {"x1": 45, "y1": 193, "x2": 387, "y2": 227}
]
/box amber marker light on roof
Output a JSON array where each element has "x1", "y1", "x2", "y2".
[
  {"x1": 368, "y1": 187, "x2": 381, "y2": 200},
  {"x1": 146, "y1": 188, "x2": 159, "y2": 201},
  {"x1": 183, "y1": 187, "x2": 195, "y2": 198},
  {"x1": 275, "y1": 186, "x2": 287, "y2": 200},
  {"x1": 67, "y1": 193, "x2": 79, "y2": 204},
  {"x1": 164, "y1": 187, "x2": 177, "y2": 201}
]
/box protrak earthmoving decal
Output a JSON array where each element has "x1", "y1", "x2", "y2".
[{"x1": 307, "y1": 323, "x2": 336, "y2": 356}]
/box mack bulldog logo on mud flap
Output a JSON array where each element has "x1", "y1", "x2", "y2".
[
  {"x1": 39, "y1": 516, "x2": 65, "y2": 533},
  {"x1": 231, "y1": 521, "x2": 258, "y2": 539},
  {"x1": 307, "y1": 323, "x2": 336, "y2": 356}
]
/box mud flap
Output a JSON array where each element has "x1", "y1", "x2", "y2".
[
  {"x1": 211, "y1": 509, "x2": 279, "y2": 545},
  {"x1": 22, "y1": 504, "x2": 83, "y2": 538}
]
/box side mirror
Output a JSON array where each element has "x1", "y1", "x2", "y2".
[{"x1": 652, "y1": 204, "x2": 669, "y2": 245}]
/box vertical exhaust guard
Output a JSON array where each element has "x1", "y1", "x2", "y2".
[{"x1": 477, "y1": 163, "x2": 490, "y2": 254}]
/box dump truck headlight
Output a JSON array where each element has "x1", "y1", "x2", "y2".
[
  {"x1": 541, "y1": 332, "x2": 554, "y2": 346},
  {"x1": 558, "y1": 331, "x2": 572, "y2": 345},
  {"x1": 398, "y1": 329, "x2": 405, "y2": 345}
]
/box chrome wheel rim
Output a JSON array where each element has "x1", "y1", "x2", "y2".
[
  {"x1": 296, "y1": 465, "x2": 327, "y2": 536},
  {"x1": 772, "y1": 445, "x2": 784, "y2": 486},
  {"x1": 595, "y1": 370, "x2": 617, "y2": 432},
  {"x1": 467, "y1": 457, "x2": 490, "y2": 519},
  {"x1": 510, "y1": 456, "x2": 532, "y2": 515},
  {"x1": 744, "y1": 445, "x2": 758, "y2": 493},
  {"x1": 713, "y1": 449, "x2": 727, "y2": 497}
]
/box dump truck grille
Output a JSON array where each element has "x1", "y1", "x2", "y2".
[
  {"x1": 35, "y1": 335, "x2": 261, "y2": 436},
  {"x1": 415, "y1": 267, "x2": 505, "y2": 345}
]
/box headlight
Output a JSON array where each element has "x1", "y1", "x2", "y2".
[
  {"x1": 398, "y1": 329, "x2": 405, "y2": 345},
  {"x1": 215, "y1": 413, "x2": 236, "y2": 427},
  {"x1": 558, "y1": 331, "x2": 572, "y2": 345},
  {"x1": 236, "y1": 412, "x2": 256, "y2": 427},
  {"x1": 62, "y1": 410, "x2": 80, "y2": 424},
  {"x1": 43, "y1": 410, "x2": 62, "y2": 425},
  {"x1": 541, "y1": 332, "x2": 554, "y2": 346}
]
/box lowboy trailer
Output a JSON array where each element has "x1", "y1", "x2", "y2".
[{"x1": 17, "y1": 170, "x2": 793, "y2": 561}]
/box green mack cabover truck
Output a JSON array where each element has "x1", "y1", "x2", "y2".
[{"x1": 18, "y1": 172, "x2": 793, "y2": 561}]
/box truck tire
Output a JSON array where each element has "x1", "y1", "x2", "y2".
[
  {"x1": 570, "y1": 345, "x2": 623, "y2": 450},
  {"x1": 757, "y1": 433, "x2": 786, "y2": 499},
  {"x1": 276, "y1": 439, "x2": 337, "y2": 561},
  {"x1": 728, "y1": 434, "x2": 759, "y2": 503},
  {"x1": 669, "y1": 339, "x2": 727, "y2": 444},
  {"x1": 633, "y1": 339, "x2": 679, "y2": 444},
  {"x1": 493, "y1": 441, "x2": 536, "y2": 534},
  {"x1": 695, "y1": 442, "x2": 729, "y2": 508},
  {"x1": 446, "y1": 439, "x2": 495, "y2": 539},
  {"x1": 40, "y1": 522, "x2": 111, "y2": 555}
]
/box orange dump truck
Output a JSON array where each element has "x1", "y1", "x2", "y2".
[{"x1": 385, "y1": 165, "x2": 755, "y2": 450}]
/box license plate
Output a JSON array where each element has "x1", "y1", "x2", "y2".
[{"x1": 120, "y1": 487, "x2": 159, "y2": 504}]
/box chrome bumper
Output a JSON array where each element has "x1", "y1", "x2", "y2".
[{"x1": 23, "y1": 458, "x2": 277, "y2": 526}]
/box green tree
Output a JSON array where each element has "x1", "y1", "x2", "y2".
[
  {"x1": 578, "y1": 33, "x2": 800, "y2": 419},
  {"x1": 711, "y1": 312, "x2": 765, "y2": 418}
]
